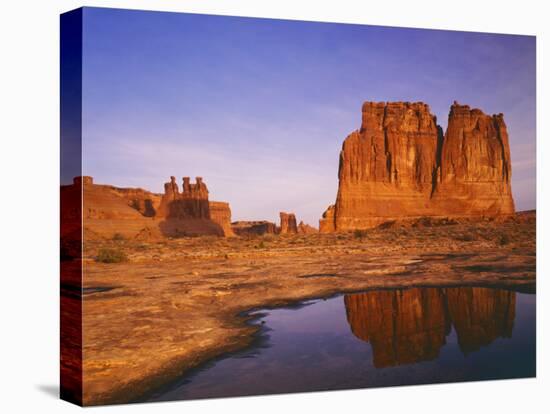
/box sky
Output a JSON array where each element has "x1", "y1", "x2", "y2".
[{"x1": 81, "y1": 7, "x2": 536, "y2": 226}]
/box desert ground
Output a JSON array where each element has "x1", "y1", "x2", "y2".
[{"x1": 79, "y1": 212, "x2": 535, "y2": 405}]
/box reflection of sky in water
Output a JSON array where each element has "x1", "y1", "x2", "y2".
[{"x1": 150, "y1": 288, "x2": 535, "y2": 402}]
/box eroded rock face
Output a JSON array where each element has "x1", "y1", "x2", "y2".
[
  {"x1": 297, "y1": 221, "x2": 318, "y2": 234},
  {"x1": 319, "y1": 205, "x2": 336, "y2": 233},
  {"x1": 431, "y1": 103, "x2": 515, "y2": 216},
  {"x1": 157, "y1": 176, "x2": 232, "y2": 237},
  {"x1": 158, "y1": 176, "x2": 210, "y2": 220},
  {"x1": 279, "y1": 212, "x2": 298, "y2": 234},
  {"x1": 110, "y1": 187, "x2": 161, "y2": 218},
  {"x1": 68, "y1": 176, "x2": 234, "y2": 238},
  {"x1": 209, "y1": 201, "x2": 234, "y2": 236},
  {"x1": 231, "y1": 221, "x2": 277, "y2": 236},
  {"x1": 320, "y1": 101, "x2": 515, "y2": 231}
]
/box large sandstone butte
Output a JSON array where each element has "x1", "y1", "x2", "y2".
[
  {"x1": 320, "y1": 101, "x2": 515, "y2": 231},
  {"x1": 61, "y1": 176, "x2": 234, "y2": 239}
]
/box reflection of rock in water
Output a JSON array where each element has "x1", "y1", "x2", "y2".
[
  {"x1": 344, "y1": 288, "x2": 450, "y2": 368},
  {"x1": 344, "y1": 287, "x2": 516, "y2": 367},
  {"x1": 445, "y1": 287, "x2": 515, "y2": 354}
]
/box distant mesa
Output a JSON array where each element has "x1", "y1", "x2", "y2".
[
  {"x1": 61, "y1": 175, "x2": 320, "y2": 241},
  {"x1": 231, "y1": 214, "x2": 318, "y2": 236},
  {"x1": 61, "y1": 175, "x2": 233, "y2": 239},
  {"x1": 232, "y1": 221, "x2": 277, "y2": 236},
  {"x1": 344, "y1": 286, "x2": 516, "y2": 367},
  {"x1": 320, "y1": 101, "x2": 515, "y2": 232}
]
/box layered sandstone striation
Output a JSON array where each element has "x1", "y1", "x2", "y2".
[
  {"x1": 209, "y1": 202, "x2": 234, "y2": 236},
  {"x1": 320, "y1": 101, "x2": 515, "y2": 231},
  {"x1": 279, "y1": 212, "x2": 298, "y2": 234},
  {"x1": 110, "y1": 187, "x2": 161, "y2": 218},
  {"x1": 344, "y1": 286, "x2": 516, "y2": 367},
  {"x1": 431, "y1": 103, "x2": 515, "y2": 215}
]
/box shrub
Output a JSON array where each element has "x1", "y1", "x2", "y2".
[
  {"x1": 499, "y1": 234, "x2": 511, "y2": 246},
  {"x1": 112, "y1": 233, "x2": 126, "y2": 241},
  {"x1": 454, "y1": 233, "x2": 475, "y2": 242},
  {"x1": 354, "y1": 229, "x2": 368, "y2": 239},
  {"x1": 96, "y1": 248, "x2": 128, "y2": 263}
]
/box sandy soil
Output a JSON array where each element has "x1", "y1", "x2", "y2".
[{"x1": 79, "y1": 213, "x2": 535, "y2": 405}]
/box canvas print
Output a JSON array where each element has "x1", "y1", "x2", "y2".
[{"x1": 60, "y1": 7, "x2": 536, "y2": 406}]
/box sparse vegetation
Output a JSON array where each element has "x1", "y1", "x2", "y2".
[
  {"x1": 354, "y1": 229, "x2": 369, "y2": 240},
  {"x1": 454, "y1": 233, "x2": 475, "y2": 242},
  {"x1": 255, "y1": 241, "x2": 266, "y2": 249},
  {"x1": 499, "y1": 234, "x2": 511, "y2": 246},
  {"x1": 112, "y1": 233, "x2": 126, "y2": 241},
  {"x1": 97, "y1": 248, "x2": 128, "y2": 263}
]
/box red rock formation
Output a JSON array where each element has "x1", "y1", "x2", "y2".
[
  {"x1": 320, "y1": 101, "x2": 515, "y2": 231},
  {"x1": 158, "y1": 176, "x2": 210, "y2": 220},
  {"x1": 61, "y1": 177, "x2": 84, "y2": 259},
  {"x1": 279, "y1": 212, "x2": 298, "y2": 234},
  {"x1": 319, "y1": 205, "x2": 336, "y2": 233},
  {"x1": 156, "y1": 176, "x2": 233, "y2": 237},
  {"x1": 109, "y1": 187, "x2": 161, "y2": 217},
  {"x1": 73, "y1": 175, "x2": 94, "y2": 186},
  {"x1": 65, "y1": 176, "x2": 234, "y2": 238},
  {"x1": 231, "y1": 221, "x2": 277, "y2": 236},
  {"x1": 82, "y1": 179, "x2": 145, "y2": 220},
  {"x1": 431, "y1": 102, "x2": 515, "y2": 215},
  {"x1": 209, "y1": 201, "x2": 234, "y2": 236},
  {"x1": 297, "y1": 221, "x2": 318, "y2": 234}
]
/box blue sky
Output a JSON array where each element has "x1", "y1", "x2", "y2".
[{"x1": 82, "y1": 7, "x2": 536, "y2": 225}]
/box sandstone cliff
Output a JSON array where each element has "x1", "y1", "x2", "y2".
[
  {"x1": 109, "y1": 186, "x2": 162, "y2": 218},
  {"x1": 279, "y1": 212, "x2": 298, "y2": 234},
  {"x1": 65, "y1": 176, "x2": 234, "y2": 239},
  {"x1": 431, "y1": 103, "x2": 515, "y2": 215},
  {"x1": 209, "y1": 201, "x2": 234, "y2": 236},
  {"x1": 297, "y1": 221, "x2": 318, "y2": 234},
  {"x1": 158, "y1": 176, "x2": 210, "y2": 220},
  {"x1": 157, "y1": 176, "x2": 232, "y2": 237},
  {"x1": 231, "y1": 221, "x2": 277, "y2": 236},
  {"x1": 320, "y1": 101, "x2": 515, "y2": 231}
]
